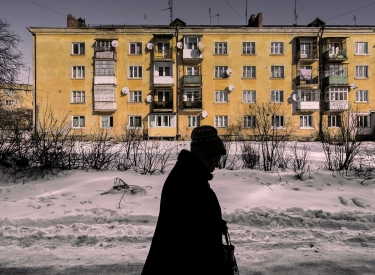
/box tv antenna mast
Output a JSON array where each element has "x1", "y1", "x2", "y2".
[
  {"x1": 209, "y1": 8, "x2": 219, "y2": 25},
  {"x1": 294, "y1": 0, "x2": 298, "y2": 25},
  {"x1": 162, "y1": 0, "x2": 173, "y2": 23},
  {"x1": 245, "y1": 0, "x2": 248, "y2": 24}
]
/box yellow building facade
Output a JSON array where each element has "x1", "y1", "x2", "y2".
[{"x1": 28, "y1": 15, "x2": 375, "y2": 140}]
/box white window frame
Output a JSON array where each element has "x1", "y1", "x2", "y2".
[
  {"x1": 72, "y1": 66, "x2": 85, "y2": 78},
  {"x1": 95, "y1": 60, "x2": 115, "y2": 76},
  {"x1": 356, "y1": 90, "x2": 368, "y2": 102},
  {"x1": 300, "y1": 115, "x2": 313, "y2": 128},
  {"x1": 356, "y1": 65, "x2": 369, "y2": 78},
  {"x1": 149, "y1": 115, "x2": 176, "y2": 128},
  {"x1": 72, "y1": 91, "x2": 85, "y2": 103},
  {"x1": 185, "y1": 36, "x2": 200, "y2": 49},
  {"x1": 271, "y1": 90, "x2": 284, "y2": 103},
  {"x1": 242, "y1": 90, "x2": 256, "y2": 103},
  {"x1": 355, "y1": 42, "x2": 368, "y2": 55},
  {"x1": 271, "y1": 66, "x2": 284, "y2": 78},
  {"x1": 129, "y1": 91, "x2": 142, "y2": 103},
  {"x1": 326, "y1": 87, "x2": 348, "y2": 101},
  {"x1": 243, "y1": 116, "x2": 256, "y2": 128},
  {"x1": 72, "y1": 116, "x2": 85, "y2": 128},
  {"x1": 158, "y1": 66, "x2": 172, "y2": 76},
  {"x1": 129, "y1": 42, "x2": 142, "y2": 54},
  {"x1": 215, "y1": 91, "x2": 228, "y2": 103},
  {"x1": 357, "y1": 115, "x2": 370, "y2": 128},
  {"x1": 243, "y1": 42, "x2": 255, "y2": 54},
  {"x1": 129, "y1": 66, "x2": 142, "y2": 78},
  {"x1": 271, "y1": 42, "x2": 283, "y2": 54},
  {"x1": 186, "y1": 66, "x2": 199, "y2": 75},
  {"x1": 184, "y1": 90, "x2": 201, "y2": 101},
  {"x1": 243, "y1": 66, "x2": 256, "y2": 78},
  {"x1": 272, "y1": 115, "x2": 285, "y2": 128},
  {"x1": 328, "y1": 115, "x2": 341, "y2": 128},
  {"x1": 129, "y1": 115, "x2": 142, "y2": 128},
  {"x1": 188, "y1": 116, "x2": 200, "y2": 128},
  {"x1": 214, "y1": 42, "x2": 227, "y2": 54},
  {"x1": 215, "y1": 115, "x2": 228, "y2": 128},
  {"x1": 214, "y1": 66, "x2": 228, "y2": 78},
  {"x1": 72, "y1": 42, "x2": 85, "y2": 55},
  {"x1": 95, "y1": 40, "x2": 112, "y2": 51},
  {"x1": 300, "y1": 90, "x2": 318, "y2": 102},
  {"x1": 5, "y1": 100, "x2": 15, "y2": 106},
  {"x1": 100, "y1": 116, "x2": 114, "y2": 128}
]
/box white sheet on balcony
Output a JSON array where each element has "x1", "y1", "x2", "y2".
[{"x1": 300, "y1": 69, "x2": 312, "y2": 80}]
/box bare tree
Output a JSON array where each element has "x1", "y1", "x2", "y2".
[{"x1": 0, "y1": 18, "x2": 24, "y2": 90}]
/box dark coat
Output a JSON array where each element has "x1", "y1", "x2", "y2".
[{"x1": 141, "y1": 149, "x2": 226, "y2": 275}]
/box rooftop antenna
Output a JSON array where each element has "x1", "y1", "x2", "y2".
[
  {"x1": 162, "y1": 0, "x2": 173, "y2": 23},
  {"x1": 211, "y1": 11, "x2": 219, "y2": 25},
  {"x1": 144, "y1": 14, "x2": 147, "y2": 24},
  {"x1": 209, "y1": 8, "x2": 211, "y2": 25},
  {"x1": 294, "y1": 0, "x2": 298, "y2": 25},
  {"x1": 245, "y1": 0, "x2": 248, "y2": 24},
  {"x1": 353, "y1": 15, "x2": 357, "y2": 25}
]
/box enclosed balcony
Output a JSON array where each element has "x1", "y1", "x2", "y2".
[
  {"x1": 294, "y1": 90, "x2": 320, "y2": 112},
  {"x1": 325, "y1": 101, "x2": 348, "y2": 111},
  {"x1": 323, "y1": 38, "x2": 348, "y2": 62},
  {"x1": 154, "y1": 62, "x2": 174, "y2": 87},
  {"x1": 182, "y1": 75, "x2": 202, "y2": 86},
  {"x1": 182, "y1": 100, "x2": 202, "y2": 111},
  {"x1": 324, "y1": 87, "x2": 349, "y2": 111},
  {"x1": 295, "y1": 37, "x2": 318, "y2": 62},
  {"x1": 323, "y1": 64, "x2": 348, "y2": 86},
  {"x1": 182, "y1": 36, "x2": 203, "y2": 63},
  {"x1": 154, "y1": 49, "x2": 173, "y2": 60},
  {"x1": 93, "y1": 85, "x2": 116, "y2": 111},
  {"x1": 94, "y1": 102, "x2": 117, "y2": 111},
  {"x1": 94, "y1": 40, "x2": 116, "y2": 59}
]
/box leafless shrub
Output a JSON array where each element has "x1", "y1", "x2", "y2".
[
  {"x1": 116, "y1": 126, "x2": 143, "y2": 171},
  {"x1": 135, "y1": 139, "x2": 172, "y2": 174},
  {"x1": 241, "y1": 141, "x2": 260, "y2": 169},
  {"x1": 290, "y1": 142, "x2": 311, "y2": 180}
]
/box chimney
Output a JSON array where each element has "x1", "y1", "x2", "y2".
[
  {"x1": 67, "y1": 14, "x2": 86, "y2": 28},
  {"x1": 77, "y1": 18, "x2": 87, "y2": 27},
  {"x1": 248, "y1": 13, "x2": 263, "y2": 27}
]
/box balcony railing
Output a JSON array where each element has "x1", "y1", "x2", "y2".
[
  {"x1": 154, "y1": 50, "x2": 173, "y2": 59},
  {"x1": 183, "y1": 75, "x2": 202, "y2": 86},
  {"x1": 183, "y1": 49, "x2": 202, "y2": 59},
  {"x1": 94, "y1": 102, "x2": 117, "y2": 111},
  {"x1": 296, "y1": 75, "x2": 319, "y2": 86},
  {"x1": 324, "y1": 50, "x2": 348, "y2": 61},
  {"x1": 183, "y1": 100, "x2": 202, "y2": 110},
  {"x1": 95, "y1": 51, "x2": 116, "y2": 59},
  {"x1": 297, "y1": 101, "x2": 320, "y2": 111},
  {"x1": 325, "y1": 101, "x2": 348, "y2": 111},
  {"x1": 296, "y1": 49, "x2": 318, "y2": 60},
  {"x1": 153, "y1": 76, "x2": 174, "y2": 86},
  {"x1": 323, "y1": 75, "x2": 348, "y2": 86},
  {"x1": 153, "y1": 101, "x2": 173, "y2": 110}
]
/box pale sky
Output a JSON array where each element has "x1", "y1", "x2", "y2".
[{"x1": 1, "y1": 0, "x2": 375, "y2": 84}]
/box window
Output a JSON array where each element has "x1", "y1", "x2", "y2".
[
  {"x1": 355, "y1": 42, "x2": 368, "y2": 55},
  {"x1": 94, "y1": 85, "x2": 115, "y2": 101},
  {"x1": 326, "y1": 87, "x2": 348, "y2": 101},
  {"x1": 328, "y1": 115, "x2": 341, "y2": 127},
  {"x1": 72, "y1": 91, "x2": 85, "y2": 103},
  {"x1": 300, "y1": 90, "x2": 318, "y2": 102},
  {"x1": 186, "y1": 66, "x2": 199, "y2": 75},
  {"x1": 243, "y1": 66, "x2": 256, "y2": 78},
  {"x1": 185, "y1": 37, "x2": 199, "y2": 49},
  {"x1": 243, "y1": 116, "x2": 256, "y2": 128},
  {"x1": 271, "y1": 66, "x2": 284, "y2": 78},
  {"x1": 95, "y1": 60, "x2": 115, "y2": 76},
  {"x1": 129, "y1": 116, "x2": 142, "y2": 128},
  {"x1": 72, "y1": 66, "x2": 85, "y2": 78},
  {"x1": 215, "y1": 116, "x2": 228, "y2": 128},
  {"x1": 214, "y1": 66, "x2": 228, "y2": 78},
  {"x1": 243, "y1": 42, "x2": 255, "y2": 54},
  {"x1": 101, "y1": 116, "x2": 113, "y2": 128},
  {"x1": 149, "y1": 115, "x2": 176, "y2": 127},
  {"x1": 129, "y1": 66, "x2": 142, "y2": 78},
  {"x1": 271, "y1": 90, "x2": 284, "y2": 103},
  {"x1": 326, "y1": 64, "x2": 346, "y2": 76},
  {"x1": 4, "y1": 90, "x2": 15, "y2": 96},
  {"x1": 129, "y1": 42, "x2": 142, "y2": 54},
  {"x1": 72, "y1": 116, "x2": 85, "y2": 128},
  {"x1": 356, "y1": 66, "x2": 368, "y2": 78},
  {"x1": 271, "y1": 42, "x2": 283, "y2": 54},
  {"x1": 300, "y1": 115, "x2": 313, "y2": 128},
  {"x1": 157, "y1": 90, "x2": 170, "y2": 102},
  {"x1": 214, "y1": 42, "x2": 227, "y2": 54},
  {"x1": 272, "y1": 115, "x2": 284, "y2": 128},
  {"x1": 243, "y1": 90, "x2": 256, "y2": 103},
  {"x1": 5, "y1": 100, "x2": 14, "y2": 106},
  {"x1": 129, "y1": 91, "x2": 142, "y2": 102},
  {"x1": 158, "y1": 66, "x2": 171, "y2": 76},
  {"x1": 357, "y1": 115, "x2": 370, "y2": 127},
  {"x1": 215, "y1": 91, "x2": 228, "y2": 103},
  {"x1": 184, "y1": 90, "x2": 201, "y2": 101},
  {"x1": 356, "y1": 90, "x2": 368, "y2": 102},
  {"x1": 95, "y1": 40, "x2": 112, "y2": 51},
  {"x1": 72, "y1": 42, "x2": 85, "y2": 55},
  {"x1": 188, "y1": 116, "x2": 200, "y2": 127}
]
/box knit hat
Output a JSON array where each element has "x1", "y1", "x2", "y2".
[{"x1": 190, "y1": 125, "x2": 226, "y2": 161}]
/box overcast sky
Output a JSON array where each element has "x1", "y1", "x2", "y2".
[{"x1": 2, "y1": 0, "x2": 375, "y2": 84}]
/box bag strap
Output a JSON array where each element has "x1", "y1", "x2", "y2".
[{"x1": 224, "y1": 230, "x2": 231, "y2": 246}]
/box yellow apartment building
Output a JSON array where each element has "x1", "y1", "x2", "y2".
[
  {"x1": 0, "y1": 84, "x2": 33, "y2": 130},
  {"x1": 28, "y1": 14, "x2": 375, "y2": 140}
]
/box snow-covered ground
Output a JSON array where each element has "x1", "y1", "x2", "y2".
[{"x1": 0, "y1": 142, "x2": 374, "y2": 274}]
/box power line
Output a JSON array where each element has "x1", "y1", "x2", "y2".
[
  {"x1": 325, "y1": 2, "x2": 375, "y2": 22},
  {"x1": 296, "y1": 0, "x2": 312, "y2": 21},
  {"x1": 225, "y1": 0, "x2": 245, "y2": 21},
  {"x1": 25, "y1": 0, "x2": 66, "y2": 16}
]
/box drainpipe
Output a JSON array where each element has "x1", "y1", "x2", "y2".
[
  {"x1": 28, "y1": 28, "x2": 37, "y2": 134},
  {"x1": 318, "y1": 25, "x2": 325, "y2": 139},
  {"x1": 175, "y1": 25, "x2": 179, "y2": 140}
]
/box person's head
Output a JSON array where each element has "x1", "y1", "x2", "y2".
[{"x1": 190, "y1": 125, "x2": 226, "y2": 172}]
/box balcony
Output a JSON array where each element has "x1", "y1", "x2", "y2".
[
  {"x1": 296, "y1": 50, "x2": 318, "y2": 62},
  {"x1": 153, "y1": 101, "x2": 173, "y2": 112},
  {"x1": 153, "y1": 76, "x2": 174, "y2": 87},
  {"x1": 183, "y1": 100, "x2": 202, "y2": 111},
  {"x1": 95, "y1": 51, "x2": 116, "y2": 59},
  {"x1": 323, "y1": 50, "x2": 348, "y2": 62},
  {"x1": 297, "y1": 101, "x2": 320, "y2": 112},
  {"x1": 94, "y1": 102, "x2": 117, "y2": 111},
  {"x1": 183, "y1": 49, "x2": 202, "y2": 63},
  {"x1": 296, "y1": 75, "x2": 319, "y2": 87},
  {"x1": 154, "y1": 50, "x2": 173, "y2": 60},
  {"x1": 183, "y1": 75, "x2": 202, "y2": 86},
  {"x1": 94, "y1": 76, "x2": 116, "y2": 85},
  {"x1": 323, "y1": 75, "x2": 348, "y2": 86},
  {"x1": 325, "y1": 101, "x2": 348, "y2": 111}
]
